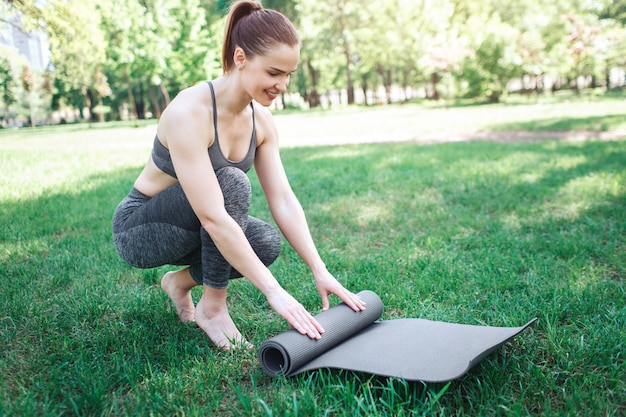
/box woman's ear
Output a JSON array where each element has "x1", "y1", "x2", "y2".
[{"x1": 233, "y1": 47, "x2": 246, "y2": 71}]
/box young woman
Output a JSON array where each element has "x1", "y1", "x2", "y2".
[{"x1": 112, "y1": 0, "x2": 365, "y2": 350}]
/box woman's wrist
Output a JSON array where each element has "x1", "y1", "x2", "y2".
[
  {"x1": 310, "y1": 261, "x2": 329, "y2": 279},
  {"x1": 251, "y1": 270, "x2": 283, "y2": 295}
]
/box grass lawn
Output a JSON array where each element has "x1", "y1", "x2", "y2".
[{"x1": 0, "y1": 96, "x2": 625, "y2": 416}]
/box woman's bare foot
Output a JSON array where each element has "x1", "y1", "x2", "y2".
[
  {"x1": 161, "y1": 269, "x2": 197, "y2": 322},
  {"x1": 195, "y1": 287, "x2": 253, "y2": 351}
]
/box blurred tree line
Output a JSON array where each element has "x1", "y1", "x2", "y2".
[{"x1": 1, "y1": 0, "x2": 625, "y2": 126}]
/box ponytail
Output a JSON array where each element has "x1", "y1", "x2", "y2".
[{"x1": 221, "y1": 0, "x2": 299, "y2": 73}]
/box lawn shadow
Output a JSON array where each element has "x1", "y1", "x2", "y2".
[
  {"x1": 278, "y1": 138, "x2": 625, "y2": 321},
  {"x1": 0, "y1": 165, "x2": 219, "y2": 415},
  {"x1": 2, "y1": 138, "x2": 624, "y2": 414},
  {"x1": 274, "y1": 138, "x2": 625, "y2": 411}
]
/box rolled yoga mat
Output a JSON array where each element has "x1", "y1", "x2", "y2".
[{"x1": 259, "y1": 290, "x2": 536, "y2": 382}]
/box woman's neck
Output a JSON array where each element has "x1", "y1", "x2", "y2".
[{"x1": 210, "y1": 74, "x2": 252, "y2": 117}]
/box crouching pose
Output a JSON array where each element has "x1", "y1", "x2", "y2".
[{"x1": 112, "y1": 0, "x2": 365, "y2": 350}]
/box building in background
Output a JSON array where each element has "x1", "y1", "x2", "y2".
[
  {"x1": 0, "y1": 13, "x2": 49, "y2": 71},
  {"x1": 0, "y1": 9, "x2": 52, "y2": 127}
]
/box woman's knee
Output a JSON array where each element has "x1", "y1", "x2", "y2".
[
  {"x1": 263, "y1": 228, "x2": 282, "y2": 266},
  {"x1": 248, "y1": 218, "x2": 281, "y2": 266},
  {"x1": 216, "y1": 167, "x2": 252, "y2": 223},
  {"x1": 228, "y1": 223, "x2": 280, "y2": 280}
]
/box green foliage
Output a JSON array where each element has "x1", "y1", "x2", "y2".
[
  {"x1": 96, "y1": 0, "x2": 220, "y2": 119},
  {"x1": 459, "y1": 23, "x2": 523, "y2": 101},
  {"x1": 0, "y1": 53, "x2": 18, "y2": 114},
  {"x1": 0, "y1": 101, "x2": 625, "y2": 415},
  {"x1": 600, "y1": 0, "x2": 626, "y2": 24},
  {"x1": 4, "y1": 0, "x2": 626, "y2": 121}
]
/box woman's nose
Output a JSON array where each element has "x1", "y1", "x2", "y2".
[{"x1": 276, "y1": 75, "x2": 290, "y2": 92}]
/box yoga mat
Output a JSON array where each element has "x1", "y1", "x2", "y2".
[{"x1": 259, "y1": 290, "x2": 536, "y2": 382}]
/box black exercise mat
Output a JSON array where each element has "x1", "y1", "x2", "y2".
[{"x1": 259, "y1": 290, "x2": 536, "y2": 382}]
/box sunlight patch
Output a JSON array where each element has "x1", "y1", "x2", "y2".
[
  {"x1": 1, "y1": 238, "x2": 50, "y2": 262},
  {"x1": 544, "y1": 172, "x2": 620, "y2": 220},
  {"x1": 501, "y1": 213, "x2": 522, "y2": 232},
  {"x1": 318, "y1": 195, "x2": 391, "y2": 227},
  {"x1": 355, "y1": 203, "x2": 389, "y2": 226},
  {"x1": 574, "y1": 264, "x2": 602, "y2": 292},
  {"x1": 303, "y1": 146, "x2": 373, "y2": 162}
]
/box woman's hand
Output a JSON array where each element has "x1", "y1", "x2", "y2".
[
  {"x1": 265, "y1": 287, "x2": 325, "y2": 339},
  {"x1": 314, "y1": 269, "x2": 367, "y2": 312}
]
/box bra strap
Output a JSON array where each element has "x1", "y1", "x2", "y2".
[
  {"x1": 208, "y1": 80, "x2": 256, "y2": 141},
  {"x1": 207, "y1": 81, "x2": 219, "y2": 140}
]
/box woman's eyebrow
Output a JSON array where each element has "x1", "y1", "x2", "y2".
[{"x1": 269, "y1": 67, "x2": 297, "y2": 74}]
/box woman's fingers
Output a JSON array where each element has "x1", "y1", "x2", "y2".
[
  {"x1": 327, "y1": 287, "x2": 366, "y2": 312},
  {"x1": 266, "y1": 288, "x2": 325, "y2": 340},
  {"x1": 315, "y1": 273, "x2": 367, "y2": 313},
  {"x1": 343, "y1": 291, "x2": 367, "y2": 312},
  {"x1": 290, "y1": 308, "x2": 324, "y2": 339}
]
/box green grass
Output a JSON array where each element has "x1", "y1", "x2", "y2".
[{"x1": 1, "y1": 99, "x2": 625, "y2": 416}]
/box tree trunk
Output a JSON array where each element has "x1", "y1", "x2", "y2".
[
  {"x1": 159, "y1": 83, "x2": 171, "y2": 108},
  {"x1": 536, "y1": 74, "x2": 544, "y2": 93},
  {"x1": 306, "y1": 60, "x2": 321, "y2": 108},
  {"x1": 337, "y1": 1, "x2": 354, "y2": 105},
  {"x1": 86, "y1": 88, "x2": 98, "y2": 122},
  {"x1": 431, "y1": 72, "x2": 440, "y2": 100},
  {"x1": 28, "y1": 102, "x2": 35, "y2": 128},
  {"x1": 135, "y1": 82, "x2": 147, "y2": 119},
  {"x1": 344, "y1": 44, "x2": 354, "y2": 104},
  {"x1": 125, "y1": 69, "x2": 138, "y2": 121},
  {"x1": 384, "y1": 68, "x2": 392, "y2": 104},
  {"x1": 97, "y1": 99, "x2": 104, "y2": 123},
  {"x1": 148, "y1": 84, "x2": 162, "y2": 119},
  {"x1": 361, "y1": 74, "x2": 369, "y2": 106}
]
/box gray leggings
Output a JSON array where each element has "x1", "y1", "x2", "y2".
[{"x1": 112, "y1": 167, "x2": 281, "y2": 288}]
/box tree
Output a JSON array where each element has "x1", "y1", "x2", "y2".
[
  {"x1": 93, "y1": 67, "x2": 112, "y2": 122},
  {"x1": 352, "y1": 0, "x2": 416, "y2": 104},
  {"x1": 564, "y1": 13, "x2": 604, "y2": 91},
  {"x1": 98, "y1": 0, "x2": 218, "y2": 120},
  {"x1": 19, "y1": 63, "x2": 35, "y2": 126},
  {"x1": 7, "y1": 0, "x2": 626, "y2": 121},
  {"x1": 416, "y1": 0, "x2": 476, "y2": 101},
  {"x1": 263, "y1": 0, "x2": 298, "y2": 20},
  {"x1": 8, "y1": 0, "x2": 107, "y2": 120},
  {"x1": 0, "y1": 54, "x2": 18, "y2": 124},
  {"x1": 600, "y1": 0, "x2": 626, "y2": 25},
  {"x1": 296, "y1": 0, "x2": 365, "y2": 106},
  {"x1": 164, "y1": 0, "x2": 219, "y2": 95},
  {"x1": 295, "y1": 0, "x2": 333, "y2": 107}
]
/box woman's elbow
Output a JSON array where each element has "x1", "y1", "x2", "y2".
[{"x1": 199, "y1": 210, "x2": 231, "y2": 237}]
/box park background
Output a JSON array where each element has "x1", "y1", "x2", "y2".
[
  {"x1": 1, "y1": 0, "x2": 626, "y2": 126},
  {"x1": 1, "y1": 0, "x2": 626, "y2": 416}
]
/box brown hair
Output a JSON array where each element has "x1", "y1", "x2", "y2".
[{"x1": 222, "y1": 0, "x2": 300, "y2": 73}]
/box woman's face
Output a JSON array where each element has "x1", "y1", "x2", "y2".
[{"x1": 240, "y1": 43, "x2": 299, "y2": 106}]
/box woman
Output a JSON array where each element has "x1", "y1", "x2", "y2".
[{"x1": 112, "y1": 0, "x2": 365, "y2": 350}]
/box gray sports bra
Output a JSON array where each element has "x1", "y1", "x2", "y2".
[{"x1": 151, "y1": 81, "x2": 257, "y2": 178}]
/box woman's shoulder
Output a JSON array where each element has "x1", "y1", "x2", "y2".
[
  {"x1": 158, "y1": 83, "x2": 213, "y2": 143},
  {"x1": 162, "y1": 84, "x2": 212, "y2": 125},
  {"x1": 170, "y1": 82, "x2": 211, "y2": 111}
]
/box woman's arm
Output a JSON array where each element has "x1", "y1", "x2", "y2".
[
  {"x1": 254, "y1": 108, "x2": 365, "y2": 312},
  {"x1": 162, "y1": 92, "x2": 325, "y2": 339}
]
